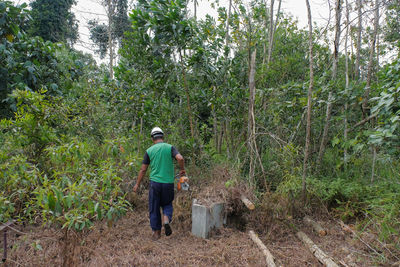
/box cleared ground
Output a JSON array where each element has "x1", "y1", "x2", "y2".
[{"x1": 3, "y1": 168, "x2": 392, "y2": 266}]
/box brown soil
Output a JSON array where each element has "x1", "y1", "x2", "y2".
[
  {"x1": 5, "y1": 193, "x2": 264, "y2": 267},
  {"x1": 2, "y1": 165, "x2": 397, "y2": 266}
]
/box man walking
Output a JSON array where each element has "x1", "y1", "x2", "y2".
[{"x1": 133, "y1": 127, "x2": 186, "y2": 240}]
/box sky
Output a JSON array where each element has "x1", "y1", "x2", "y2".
[{"x1": 13, "y1": 0, "x2": 330, "y2": 63}]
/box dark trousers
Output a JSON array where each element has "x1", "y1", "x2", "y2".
[{"x1": 149, "y1": 181, "x2": 174, "y2": 231}]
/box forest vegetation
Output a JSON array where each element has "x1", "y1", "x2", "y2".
[{"x1": 1, "y1": 0, "x2": 400, "y2": 265}]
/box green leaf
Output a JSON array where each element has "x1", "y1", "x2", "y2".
[
  {"x1": 332, "y1": 136, "x2": 340, "y2": 147},
  {"x1": 48, "y1": 193, "x2": 55, "y2": 211}
]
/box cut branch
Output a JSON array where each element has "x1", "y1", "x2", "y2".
[
  {"x1": 296, "y1": 231, "x2": 339, "y2": 267},
  {"x1": 249, "y1": 230, "x2": 276, "y2": 267},
  {"x1": 241, "y1": 195, "x2": 255, "y2": 210},
  {"x1": 304, "y1": 216, "x2": 327, "y2": 236}
]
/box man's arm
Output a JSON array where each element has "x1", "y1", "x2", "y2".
[
  {"x1": 133, "y1": 163, "x2": 148, "y2": 192},
  {"x1": 175, "y1": 154, "x2": 185, "y2": 176}
]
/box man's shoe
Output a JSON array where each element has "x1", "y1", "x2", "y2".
[
  {"x1": 164, "y1": 223, "x2": 172, "y2": 236},
  {"x1": 152, "y1": 230, "x2": 161, "y2": 241}
]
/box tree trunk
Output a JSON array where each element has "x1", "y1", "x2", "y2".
[
  {"x1": 262, "y1": 0, "x2": 269, "y2": 66},
  {"x1": 267, "y1": 0, "x2": 275, "y2": 65},
  {"x1": 138, "y1": 102, "x2": 144, "y2": 155},
  {"x1": 248, "y1": 49, "x2": 257, "y2": 184},
  {"x1": 225, "y1": 0, "x2": 232, "y2": 47},
  {"x1": 355, "y1": 0, "x2": 362, "y2": 79},
  {"x1": 267, "y1": 0, "x2": 282, "y2": 64},
  {"x1": 218, "y1": 124, "x2": 223, "y2": 154},
  {"x1": 179, "y1": 50, "x2": 195, "y2": 139},
  {"x1": 224, "y1": 121, "x2": 231, "y2": 157},
  {"x1": 332, "y1": 0, "x2": 342, "y2": 79},
  {"x1": 368, "y1": 0, "x2": 380, "y2": 183},
  {"x1": 222, "y1": 0, "x2": 232, "y2": 155},
  {"x1": 344, "y1": 0, "x2": 350, "y2": 165},
  {"x1": 317, "y1": 0, "x2": 341, "y2": 167},
  {"x1": 371, "y1": 145, "x2": 377, "y2": 182},
  {"x1": 213, "y1": 86, "x2": 218, "y2": 151},
  {"x1": 303, "y1": 0, "x2": 314, "y2": 203},
  {"x1": 193, "y1": 0, "x2": 197, "y2": 19},
  {"x1": 362, "y1": 0, "x2": 379, "y2": 116},
  {"x1": 106, "y1": 0, "x2": 114, "y2": 79},
  {"x1": 317, "y1": 91, "x2": 333, "y2": 166}
]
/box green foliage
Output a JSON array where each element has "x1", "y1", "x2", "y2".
[
  {"x1": 0, "y1": 1, "x2": 29, "y2": 41},
  {"x1": 0, "y1": 154, "x2": 41, "y2": 222},
  {"x1": 0, "y1": 84, "x2": 134, "y2": 231},
  {"x1": 0, "y1": 1, "x2": 97, "y2": 118},
  {"x1": 88, "y1": 20, "x2": 109, "y2": 59},
  {"x1": 384, "y1": 0, "x2": 400, "y2": 50},
  {"x1": 2, "y1": 0, "x2": 400, "y2": 254},
  {"x1": 29, "y1": 0, "x2": 78, "y2": 44},
  {"x1": 370, "y1": 58, "x2": 400, "y2": 152}
]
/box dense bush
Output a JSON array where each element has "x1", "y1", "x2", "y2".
[{"x1": 0, "y1": 89, "x2": 137, "y2": 230}]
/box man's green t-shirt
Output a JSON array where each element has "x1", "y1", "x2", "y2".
[{"x1": 145, "y1": 142, "x2": 175, "y2": 183}]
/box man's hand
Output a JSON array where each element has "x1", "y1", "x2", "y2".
[
  {"x1": 133, "y1": 183, "x2": 139, "y2": 193},
  {"x1": 134, "y1": 164, "x2": 148, "y2": 193},
  {"x1": 175, "y1": 154, "x2": 185, "y2": 177}
]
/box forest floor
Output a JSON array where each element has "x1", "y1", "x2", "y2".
[{"x1": 4, "y1": 166, "x2": 396, "y2": 266}]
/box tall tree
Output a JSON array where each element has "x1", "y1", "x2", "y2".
[
  {"x1": 344, "y1": 0, "x2": 350, "y2": 166},
  {"x1": 267, "y1": 0, "x2": 282, "y2": 64},
  {"x1": 317, "y1": 0, "x2": 342, "y2": 166},
  {"x1": 362, "y1": 0, "x2": 380, "y2": 117},
  {"x1": 29, "y1": 0, "x2": 78, "y2": 45},
  {"x1": 365, "y1": 0, "x2": 380, "y2": 182},
  {"x1": 248, "y1": 49, "x2": 257, "y2": 184},
  {"x1": 355, "y1": 0, "x2": 362, "y2": 79},
  {"x1": 106, "y1": 0, "x2": 116, "y2": 79},
  {"x1": 303, "y1": 0, "x2": 314, "y2": 203},
  {"x1": 88, "y1": 0, "x2": 130, "y2": 78}
]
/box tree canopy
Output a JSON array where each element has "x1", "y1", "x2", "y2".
[{"x1": 29, "y1": 0, "x2": 78, "y2": 44}]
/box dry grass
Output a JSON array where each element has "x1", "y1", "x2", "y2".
[
  {"x1": 5, "y1": 195, "x2": 264, "y2": 266},
  {"x1": 3, "y1": 165, "x2": 391, "y2": 266}
]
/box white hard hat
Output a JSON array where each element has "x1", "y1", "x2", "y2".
[{"x1": 151, "y1": 127, "x2": 164, "y2": 138}]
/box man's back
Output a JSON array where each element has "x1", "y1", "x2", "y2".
[{"x1": 146, "y1": 142, "x2": 174, "y2": 184}]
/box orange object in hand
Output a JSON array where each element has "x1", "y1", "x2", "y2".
[{"x1": 177, "y1": 176, "x2": 189, "y2": 191}]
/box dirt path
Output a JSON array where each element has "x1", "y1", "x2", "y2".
[
  {"x1": 4, "y1": 205, "x2": 376, "y2": 267},
  {"x1": 3, "y1": 171, "x2": 392, "y2": 266},
  {"x1": 6, "y1": 208, "x2": 265, "y2": 266}
]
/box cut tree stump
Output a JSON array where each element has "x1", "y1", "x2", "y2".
[
  {"x1": 296, "y1": 231, "x2": 339, "y2": 267},
  {"x1": 249, "y1": 230, "x2": 276, "y2": 267},
  {"x1": 240, "y1": 195, "x2": 255, "y2": 210},
  {"x1": 304, "y1": 216, "x2": 327, "y2": 236}
]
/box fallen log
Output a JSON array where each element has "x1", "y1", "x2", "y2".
[
  {"x1": 296, "y1": 231, "x2": 339, "y2": 267},
  {"x1": 240, "y1": 195, "x2": 255, "y2": 210},
  {"x1": 249, "y1": 230, "x2": 276, "y2": 267},
  {"x1": 304, "y1": 216, "x2": 327, "y2": 236}
]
